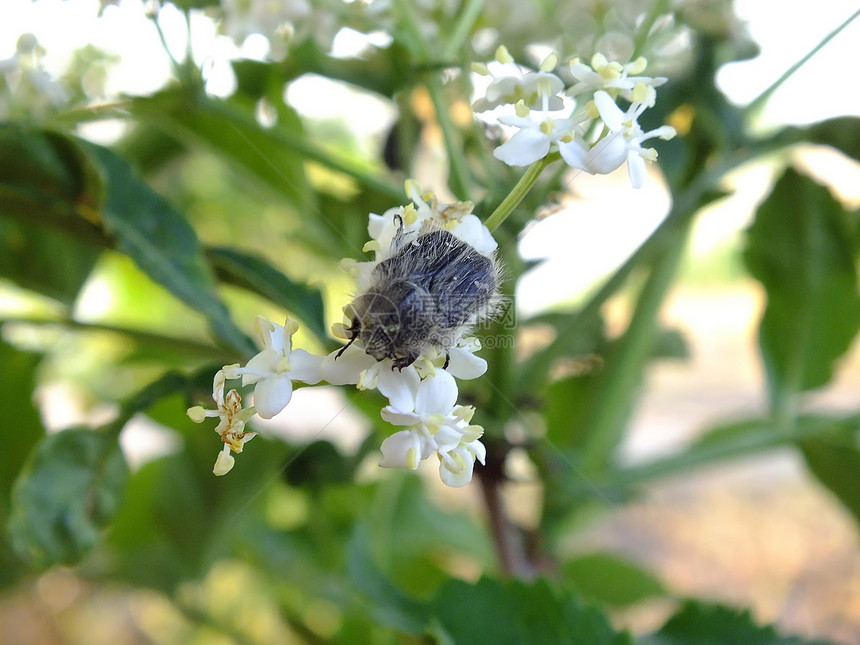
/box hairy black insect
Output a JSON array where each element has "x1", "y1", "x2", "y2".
[{"x1": 338, "y1": 227, "x2": 500, "y2": 370}]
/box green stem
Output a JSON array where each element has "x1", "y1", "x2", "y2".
[
  {"x1": 424, "y1": 73, "x2": 474, "y2": 200},
  {"x1": 515, "y1": 149, "x2": 753, "y2": 391},
  {"x1": 442, "y1": 0, "x2": 486, "y2": 61},
  {"x1": 746, "y1": 8, "x2": 860, "y2": 117},
  {"x1": 631, "y1": 0, "x2": 671, "y2": 60},
  {"x1": 1, "y1": 316, "x2": 234, "y2": 360},
  {"x1": 515, "y1": 208, "x2": 664, "y2": 389},
  {"x1": 393, "y1": 0, "x2": 431, "y2": 59},
  {"x1": 570, "y1": 415, "x2": 856, "y2": 498},
  {"x1": 186, "y1": 99, "x2": 404, "y2": 202},
  {"x1": 578, "y1": 216, "x2": 692, "y2": 474},
  {"x1": 484, "y1": 157, "x2": 553, "y2": 231},
  {"x1": 149, "y1": 7, "x2": 188, "y2": 85},
  {"x1": 393, "y1": 0, "x2": 474, "y2": 199}
]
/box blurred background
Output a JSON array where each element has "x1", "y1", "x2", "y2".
[{"x1": 2, "y1": 0, "x2": 860, "y2": 643}]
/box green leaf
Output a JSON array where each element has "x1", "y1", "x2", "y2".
[
  {"x1": 797, "y1": 417, "x2": 860, "y2": 525},
  {"x1": 805, "y1": 116, "x2": 860, "y2": 165},
  {"x1": 0, "y1": 341, "x2": 45, "y2": 496},
  {"x1": 545, "y1": 372, "x2": 600, "y2": 449},
  {"x1": 133, "y1": 90, "x2": 314, "y2": 211},
  {"x1": 283, "y1": 440, "x2": 356, "y2": 489},
  {"x1": 743, "y1": 167, "x2": 860, "y2": 401},
  {"x1": 9, "y1": 428, "x2": 128, "y2": 568},
  {"x1": 207, "y1": 246, "x2": 327, "y2": 340},
  {"x1": 106, "y1": 392, "x2": 291, "y2": 591},
  {"x1": 0, "y1": 340, "x2": 45, "y2": 586},
  {"x1": 430, "y1": 577, "x2": 632, "y2": 645},
  {"x1": 0, "y1": 123, "x2": 103, "y2": 219},
  {"x1": 562, "y1": 552, "x2": 665, "y2": 608},
  {"x1": 346, "y1": 522, "x2": 430, "y2": 635},
  {"x1": 0, "y1": 123, "x2": 106, "y2": 248},
  {"x1": 0, "y1": 217, "x2": 101, "y2": 304},
  {"x1": 81, "y1": 140, "x2": 255, "y2": 357},
  {"x1": 364, "y1": 473, "x2": 494, "y2": 598},
  {"x1": 644, "y1": 601, "x2": 833, "y2": 645}
]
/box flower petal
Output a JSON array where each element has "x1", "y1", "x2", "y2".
[
  {"x1": 321, "y1": 345, "x2": 373, "y2": 385},
  {"x1": 254, "y1": 374, "x2": 293, "y2": 419},
  {"x1": 242, "y1": 348, "x2": 279, "y2": 385},
  {"x1": 451, "y1": 214, "x2": 497, "y2": 256},
  {"x1": 289, "y1": 348, "x2": 323, "y2": 384},
  {"x1": 627, "y1": 150, "x2": 647, "y2": 189},
  {"x1": 593, "y1": 90, "x2": 625, "y2": 131},
  {"x1": 434, "y1": 423, "x2": 465, "y2": 453},
  {"x1": 493, "y1": 127, "x2": 551, "y2": 166},
  {"x1": 380, "y1": 407, "x2": 420, "y2": 427},
  {"x1": 557, "y1": 137, "x2": 589, "y2": 170},
  {"x1": 376, "y1": 366, "x2": 420, "y2": 412},
  {"x1": 414, "y1": 370, "x2": 458, "y2": 416},
  {"x1": 445, "y1": 347, "x2": 488, "y2": 380},
  {"x1": 379, "y1": 430, "x2": 422, "y2": 469},
  {"x1": 213, "y1": 445, "x2": 235, "y2": 476},
  {"x1": 438, "y1": 447, "x2": 476, "y2": 487},
  {"x1": 585, "y1": 131, "x2": 628, "y2": 174}
]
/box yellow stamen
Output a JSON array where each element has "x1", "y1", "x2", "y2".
[
  {"x1": 471, "y1": 62, "x2": 490, "y2": 75},
  {"x1": 539, "y1": 53, "x2": 558, "y2": 72},
  {"x1": 403, "y1": 203, "x2": 418, "y2": 225},
  {"x1": 514, "y1": 100, "x2": 530, "y2": 117},
  {"x1": 495, "y1": 45, "x2": 513, "y2": 64},
  {"x1": 627, "y1": 57, "x2": 647, "y2": 75},
  {"x1": 284, "y1": 317, "x2": 300, "y2": 336},
  {"x1": 187, "y1": 406, "x2": 206, "y2": 423}
]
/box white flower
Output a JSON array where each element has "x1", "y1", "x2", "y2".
[
  {"x1": 378, "y1": 371, "x2": 469, "y2": 471},
  {"x1": 493, "y1": 108, "x2": 584, "y2": 167},
  {"x1": 472, "y1": 48, "x2": 565, "y2": 113},
  {"x1": 473, "y1": 71, "x2": 565, "y2": 112},
  {"x1": 439, "y1": 437, "x2": 487, "y2": 487},
  {"x1": 365, "y1": 183, "x2": 497, "y2": 260},
  {"x1": 187, "y1": 369, "x2": 257, "y2": 476},
  {"x1": 220, "y1": 0, "x2": 310, "y2": 45},
  {"x1": 416, "y1": 337, "x2": 488, "y2": 380},
  {"x1": 567, "y1": 54, "x2": 666, "y2": 102},
  {"x1": 322, "y1": 329, "x2": 488, "y2": 396},
  {"x1": 320, "y1": 342, "x2": 422, "y2": 411},
  {"x1": 225, "y1": 316, "x2": 322, "y2": 419},
  {"x1": 564, "y1": 87, "x2": 676, "y2": 188}
]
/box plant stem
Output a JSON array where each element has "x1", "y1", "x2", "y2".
[
  {"x1": 442, "y1": 0, "x2": 486, "y2": 61},
  {"x1": 746, "y1": 8, "x2": 860, "y2": 117},
  {"x1": 514, "y1": 207, "x2": 665, "y2": 389},
  {"x1": 424, "y1": 73, "x2": 474, "y2": 200},
  {"x1": 476, "y1": 447, "x2": 534, "y2": 579},
  {"x1": 199, "y1": 100, "x2": 404, "y2": 202},
  {"x1": 393, "y1": 0, "x2": 475, "y2": 200},
  {"x1": 578, "y1": 216, "x2": 692, "y2": 474},
  {"x1": 631, "y1": 0, "x2": 671, "y2": 60},
  {"x1": 1, "y1": 316, "x2": 234, "y2": 360},
  {"x1": 570, "y1": 415, "x2": 857, "y2": 498},
  {"x1": 484, "y1": 157, "x2": 552, "y2": 231}
]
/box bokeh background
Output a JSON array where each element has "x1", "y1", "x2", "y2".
[{"x1": 2, "y1": 1, "x2": 860, "y2": 643}]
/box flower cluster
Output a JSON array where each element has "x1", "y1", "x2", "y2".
[
  {"x1": 474, "y1": 48, "x2": 676, "y2": 188},
  {"x1": 189, "y1": 184, "x2": 494, "y2": 487},
  {"x1": 187, "y1": 317, "x2": 323, "y2": 475}
]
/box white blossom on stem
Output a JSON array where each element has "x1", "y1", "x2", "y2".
[
  {"x1": 225, "y1": 316, "x2": 322, "y2": 419},
  {"x1": 562, "y1": 86, "x2": 676, "y2": 188},
  {"x1": 567, "y1": 54, "x2": 666, "y2": 102},
  {"x1": 378, "y1": 370, "x2": 486, "y2": 486},
  {"x1": 187, "y1": 369, "x2": 258, "y2": 476}
]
